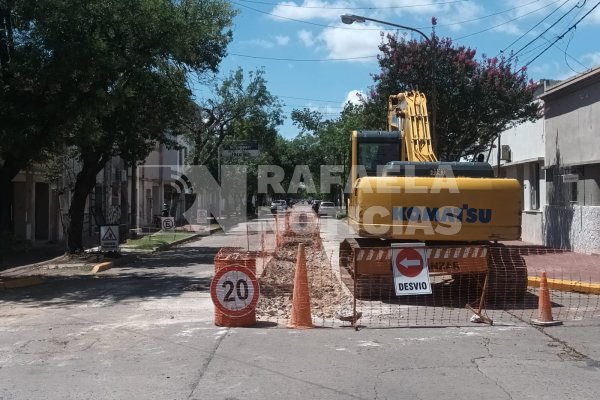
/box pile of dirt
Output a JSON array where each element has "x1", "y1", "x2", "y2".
[{"x1": 256, "y1": 239, "x2": 351, "y2": 320}]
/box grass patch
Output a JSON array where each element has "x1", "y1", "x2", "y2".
[{"x1": 124, "y1": 232, "x2": 195, "y2": 250}]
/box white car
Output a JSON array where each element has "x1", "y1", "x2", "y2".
[
  {"x1": 317, "y1": 201, "x2": 336, "y2": 217},
  {"x1": 270, "y1": 200, "x2": 287, "y2": 214}
]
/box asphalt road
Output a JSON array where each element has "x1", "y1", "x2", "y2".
[{"x1": 1, "y1": 218, "x2": 600, "y2": 400}]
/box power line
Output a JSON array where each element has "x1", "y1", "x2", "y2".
[
  {"x1": 515, "y1": 33, "x2": 588, "y2": 70},
  {"x1": 510, "y1": 0, "x2": 586, "y2": 61},
  {"x1": 233, "y1": 0, "x2": 556, "y2": 32},
  {"x1": 498, "y1": 0, "x2": 571, "y2": 57},
  {"x1": 454, "y1": 0, "x2": 563, "y2": 40},
  {"x1": 231, "y1": 1, "x2": 357, "y2": 30},
  {"x1": 513, "y1": 37, "x2": 555, "y2": 59},
  {"x1": 524, "y1": 0, "x2": 600, "y2": 68},
  {"x1": 434, "y1": 0, "x2": 547, "y2": 29},
  {"x1": 563, "y1": 30, "x2": 585, "y2": 74},
  {"x1": 278, "y1": 95, "x2": 347, "y2": 103},
  {"x1": 544, "y1": 33, "x2": 589, "y2": 70},
  {"x1": 229, "y1": 52, "x2": 376, "y2": 62},
  {"x1": 194, "y1": 75, "x2": 354, "y2": 104},
  {"x1": 283, "y1": 103, "x2": 345, "y2": 109},
  {"x1": 235, "y1": 0, "x2": 470, "y2": 10}
]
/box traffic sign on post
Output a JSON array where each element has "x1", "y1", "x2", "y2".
[
  {"x1": 100, "y1": 225, "x2": 119, "y2": 252},
  {"x1": 196, "y1": 209, "x2": 208, "y2": 233},
  {"x1": 391, "y1": 243, "x2": 432, "y2": 296},
  {"x1": 161, "y1": 217, "x2": 175, "y2": 232},
  {"x1": 211, "y1": 265, "x2": 260, "y2": 317}
]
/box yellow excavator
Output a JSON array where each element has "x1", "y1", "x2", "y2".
[{"x1": 340, "y1": 91, "x2": 527, "y2": 311}]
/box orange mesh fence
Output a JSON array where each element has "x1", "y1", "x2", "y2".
[
  {"x1": 212, "y1": 217, "x2": 600, "y2": 328},
  {"x1": 337, "y1": 242, "x2": 600, "y2": 328}
]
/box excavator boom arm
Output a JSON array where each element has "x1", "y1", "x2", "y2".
[{"x1": 388, "y1": 92, "x2": 437, "y2": 162}]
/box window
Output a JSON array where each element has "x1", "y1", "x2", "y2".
[
  {"x1": 357, "y1": 142, "x2": 400, "y2": 175},
  {"x1": 530, "y1": 163, "x2": 540, "y2": 210},
  {"x1": 566, "y1": 167, "x2": 579, "y2": 204}
]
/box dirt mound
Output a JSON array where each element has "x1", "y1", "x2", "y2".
[{"x1": 256, "y1": 239, "x2": 351, "y2": 320}]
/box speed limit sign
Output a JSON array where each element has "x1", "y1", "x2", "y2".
[{"x1": 210, "y1": 265, "x2": 260, "y2": 317}]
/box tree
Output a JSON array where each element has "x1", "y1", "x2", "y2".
[
  {"x1": 0, "y1": 0, "x2": 71, "y2": 236},
  {"x1": 2, "y1": 0, "x2": 236, "y2": 252},
  {"x1": 185, "y1": 67, "x2": 284, "y2": 210},
  {"x1": 369, "y1": 32, "x2": 540, "y2": 160},
  {"x1": 187, "y1": 68, "x2": 283, "y2": 167}
]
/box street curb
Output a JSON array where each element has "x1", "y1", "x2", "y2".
[
  {"x1": 0, "y1": 254, "x2": 66, "y2": 276},
  {"x1": 91, "y1": 261, "x2": 113, "y2": 274},
  {"x1": 528, "y1": 276, "x2": 600, "y2": 295},
  {"x1": 154, "y1": 234, "x2": 203, "y2": 252},
  {"x1": 0, "y1": 276, "x2": 45, "y2": 290},
  {"x1": 90, "y1": 254, "x2": 137, "y2": 273},
  {"x1": 153, "y1": 227, "x2": 222, "y2": 252}
]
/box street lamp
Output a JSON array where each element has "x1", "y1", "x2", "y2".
[
  {"x1": 341, "y1": 14, "x2": 431, "y2": 45},
  {"x1": 340, "y1": 14, "x2": 437, "y2": 151}
]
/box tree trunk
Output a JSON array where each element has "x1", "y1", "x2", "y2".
[
  {"x1": 0, "y1": 162, "x2": 20, "y2": 266},
  {"x1": 66, "y1": 152, "x2": 106, "y2": 253},
  {"x1": 130, "y1": 160, "x2": 137, "y2": 237},
  {"x1": 0, "y1": 164, "x2": 19, "y2": 235}
]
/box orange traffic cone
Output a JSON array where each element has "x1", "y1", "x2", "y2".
[
  {"x1": 288, "y1": 243, "x2": 313, "y2": 329},
  {"x1": 532, "y1": 271, "x2": 562, "y2": 326}
]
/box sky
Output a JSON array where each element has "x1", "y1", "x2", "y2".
[{"x1": 196, "y1": 0, "x2": 600, "y2": 138}]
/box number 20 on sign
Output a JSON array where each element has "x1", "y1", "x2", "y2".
[{"x1": 211, "y1": 265, "x2": 260, "y2": 317}]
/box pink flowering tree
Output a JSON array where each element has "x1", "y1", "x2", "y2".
[{"x1": 363, "y1": 31, "x2": 540, "y2": 160}]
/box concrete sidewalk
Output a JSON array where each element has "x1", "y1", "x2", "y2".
[{"x1": 520, "y1": 249, "x2": 600, "y2": 294}]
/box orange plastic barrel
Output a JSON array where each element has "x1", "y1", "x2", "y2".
[{"x1": 212, "y1": 248, "x2": 259, "y2": 327}]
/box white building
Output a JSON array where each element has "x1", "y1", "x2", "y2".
[
  {"x1": 490, "y1": 69, "x2": 600, "y2": 255},
  {"x1": 540, "y1": 66, "x2": 600, "y2": 255},
  {"x1": 488, "y1": 80, "x2": 555, "y2": 245}
]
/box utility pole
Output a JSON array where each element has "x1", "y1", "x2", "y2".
[{"x1": 341, "y1": 14, "x2": 438, "y2": 152}]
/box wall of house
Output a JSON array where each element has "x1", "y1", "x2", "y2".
[
  {"x1": 522, "y1": 211, "x2": 544, "y2": 244},
  {"x1": 135, "y1": 143, "x2": 190, "y2": 228},
  {"x1": 545, "y1": 205, "x2": 600, "y2": 254},
  {"x1": 543, "y1": 69, "x2": 600, "y2": 254},
  {"x1": 11, "y1": 170, "x2": 61, "y2": 243},
  {"x1": 489, "y1": 118, "x2": 545, "y2": 166},
  {"x1": 488, "y1": 110, "x2": 546, "y2": 245},
  {"x1": 579, "y1": 164, "x2": 600, "y2": 206},
  {"x1": 545, "y1": 78, "x2": 600, "y2": 167}
]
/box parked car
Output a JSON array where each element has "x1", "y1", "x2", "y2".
[
  {"x1": 317, "y1": 201, "x2": 336, "y2": 217},
  {"x1": 270, "y1": 200, "x2": 287, "y2": 214}
]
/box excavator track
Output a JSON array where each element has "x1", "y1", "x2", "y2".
[
  {"x1": 339, "y1": 239, "x2": 528, "y2": 304},
  {"x1": 486, "y1": 244, "x2": 528, "y2": 305}
]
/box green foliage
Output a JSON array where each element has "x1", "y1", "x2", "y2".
[
  {"x1": 186, "y1": 67, "x2": 283, "y2": 169},
  {"x1": 291, "y1": 108, "x2": 325, "y2": 134},
  {"x1": 0, "y1": 0, "x2": 236, "y2": 250},
  {"x1": 124, "y1": 232, "x2": 195, "y2": 251},
  {"x1": 1, "y1": 0, "x2": 237, "y2": 173}
]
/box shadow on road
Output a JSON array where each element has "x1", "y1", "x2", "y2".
[{"x1": 0, "y1": 246, "x2": 218, "y2": 307}]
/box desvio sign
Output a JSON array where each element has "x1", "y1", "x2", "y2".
[{"x1": 391, "y1": 243, "x2": 432, "y2": 296}]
